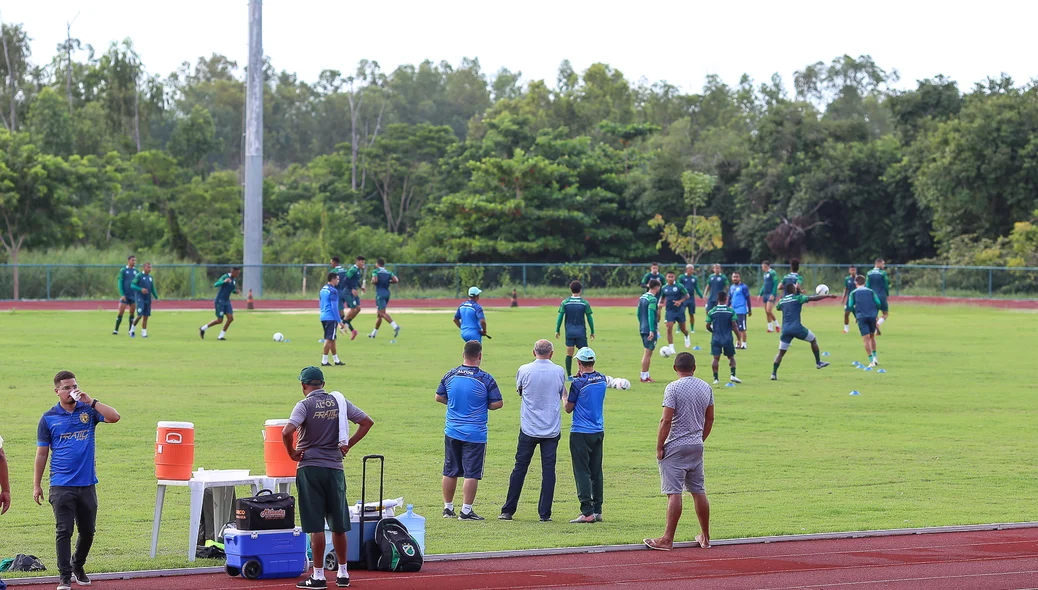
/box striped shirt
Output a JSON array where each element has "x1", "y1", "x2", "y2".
[{"x1": 662, "y1": 376, "x2": 714, "y2": 448}]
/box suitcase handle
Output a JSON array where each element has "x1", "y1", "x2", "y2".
[
  {"x1": 359, "y1": 455, "x2": 385, "y2": 551},
  {"x1": 255, "y1": 489, "x2": 273, "y2": 497}
]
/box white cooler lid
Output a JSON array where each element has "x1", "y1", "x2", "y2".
[
  {"x1": 264, "y1": 419, "x2": 291, "y2": 426},
  {"x1": 157, "y1": 421, "x2": 194, "y2": 429}
]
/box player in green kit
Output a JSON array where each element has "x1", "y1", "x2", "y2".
[
  {"x1": 702, "y1": 264, "x2": 728, "y2": 313},
  {"x1": 841, "y1": 265, "x2": 858, "y2": 334},
  {"x1": 368, "y1": 258, "x2": 400, "y2": 339},
  {"x1": 341, "y1": 256, "x2": 366, "y2": 339},
  {"x1": 770, "y1": 283, "x2": 837, "y2": 380},
  {"x1": 129, "y1": 262, "x2": 158, "y2": 338},
  {"x1": 641, "y1": 262, "x2": 663, "y2": 301},
  {"x1": 678, "y1": 264, "x2": 703, "y2": 334},
  {"x1": 638, "y1": 280, "x2": 662, "y2": 383},
  {"x1": 199, "y1": 267, "x2": 240, "y2": 340},
  {"x1": 555, "y1": 280, "x2": 595, "y2": 380},
  {"x1": 660, "y1": 271, "x2": 691, "y2": 349},
  {"x1": 113, "y1": 255, "x2": 138, "y2": 335},
  {"x1": 781, "y1": 258, "x2": 805, "y2": 294},
  {"x1": 866, "y1": 258, "x2": 891, "y2": 333},
  {"x1": 760, "y1": 261, "x2": 779, "y2": 332},
  {"x1": 706, "y1": 291, "x2": 741, "y2": 384},
  {"x1": 846, "y1": 275, "x2": 882, "y2": 367}
]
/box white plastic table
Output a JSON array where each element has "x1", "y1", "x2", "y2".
[
  {"x1": 255, "y1": 475, "x2": 296, "y2": 495},
  {"x1": 151, "y1": 475, "x2": 259, "y2": 562}
]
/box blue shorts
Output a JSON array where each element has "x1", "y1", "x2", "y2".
[
  {"x1": 215, "y1": 299, "x2": 233, "y2": 319},
  {"x1": 136, "y1": 299, "x2": 152, "y2": 317},
  {"x1": 376, "y1": 294, "x2": 390, "y2": 310},
  {"x1": 736, "y1": 314, "x2": 747, "y2": 332},
  {"x1": 779, "y1": 326, "x2": 812, "y2": 344},
  {"x1": 322, "y1": 320, "x2": 338, "y2": 341},
  {"x1": 120, "y1": 294, "x2": 135, "y2": 306},
  {"x1": 461, "y1": 330, "x2": 483, "y2": 343},
  {"x1": 565, "y1": 335, "x2": 588, "y2": 349},
  {"x1": 711, "y1": 340, "x2": 736, "y2": 358},
  {"x1": 878, "y1": 295, "x2": 889, "y2": 312},
  {"x1": 665, "y1": 305, "x2": 686, "y2": 323},
  {"x1": 762, "y1": 294, "x2": 774, "y2": 304},
  {"x1": 641, "y1": 333, "x2": 657, "y2": 351},
  {"x1": 684, "y1": 302, "x2": 697, "y2": 316},
  {"x1": 443, "y1": 435, "x2": 486, "y2": 480},
  {"x1": 857, "y1": 317, "x2": 877, "y2": 336}
]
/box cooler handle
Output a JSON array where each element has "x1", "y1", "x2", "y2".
[
  {"x1": 165, "y1": 433, "x2": 182, "y2": 444},
  {"x1": 359, "y1": 454, "x2": 385, "y2": 550}
]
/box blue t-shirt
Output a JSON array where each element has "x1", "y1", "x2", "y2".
[
  {"x1": 454, "y1": 300, "x2": 485, "y2": 336},
  {"x1": 37, "y1": 402, "x2": 105, "y2": 487},
  {"x1": 729, "y1": 283, "x2": 751, "y2": 314},
  {"x1": 319, "y1": 284, "x2": 339, "y2": 321},
  {"x1": 437, "y1": 365, "x2": 502, "y2": 443},
  {"x1": 568, "y1": 371, "x2": 607, "y2": 434}
]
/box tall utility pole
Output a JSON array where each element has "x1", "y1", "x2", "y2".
[{"x1": 243, "y1": 0, "x2": 264, "y2": 297}]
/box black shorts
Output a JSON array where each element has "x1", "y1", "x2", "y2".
[
  {"x1": 443, "y1": 435, "x2": 486, "y2": 480},
  {"x1": 322, "y1": 320, "x2": 338, "y2": 341},
  {"x1": 565, "y1": 335, "x2": 588, "y2": 349}
]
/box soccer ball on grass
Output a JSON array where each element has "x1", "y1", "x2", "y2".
[
  {"x1": 659, "y1": 344, "x2": 676, "y2": 358},
  {"x1": 272, "y1": 332, "x2": 285, "y2": 342}
]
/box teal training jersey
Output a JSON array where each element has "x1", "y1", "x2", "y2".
[
  {"x1": 660, "y1": 283, "x2": 689, "y2": 310},
  {"x1": 557, "y1": 296, "x2": 594, "y2": 338},
  {"x1": 706, "y1": 304, "x2": 736, "y2": 343},
  {"x1": 846, "y1": 287, "x2": 881, "y2": 319},
  {"x1": 372, "y1": 268, "x2": 395, "y2": 295},
  {"x1": 866, "y1": 268, "x2": 890, "y2": 297},
  {"x1": 706, "y1": 273, "x2": 729, "y2": 303},
  {"x1": 637, "y1": 292, "x2": 659, "y2": 335},
  {"x1": 214, "y1": 273, "x2": 237, "y2": 301},
  {"x1": 843, "y1": 274, "x2": 857, "y2": 296},
  {"x1": 131, "y1": 272, "x2": 158, "y2": 301},
  {"x1": 782, "y1": 272, "x2": 804, "y2": 289},
  {"x1": 760, "y1": 269, "x2": 778, "y2": 297},
  {"x1": 118, "y1": 266, "x2": 138, "y2": 297},
  {"x1": 343, "y1": 265, "x2": 362, "y2": 290},
  {"x1": 678, "y1": 273, "x2": 703, "y2": 304},
  {"x1": 640, "y1": 272, "x2": 662, "y2": 289},
  {"x1": 777, "y1": 293, "x2": 810, "y2": 333}
]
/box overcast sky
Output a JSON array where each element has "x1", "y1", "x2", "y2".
[{"x1": 6, "y1": 0, "x2": 1037, "y2": 93}]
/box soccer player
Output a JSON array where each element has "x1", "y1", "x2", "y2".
[
  {"x1": 760, "y1": 261, "x2": 779, "y2": 332},
  {"x1": 706, "y1": 291, "x2": 741, "y2": 384},
  {"x1": 660, "y1": 272, "x2": 691, "y2": 349},
  {"x1": 846, "y1": 275, "x2": 882, "y2": 367},
  {"x1": 678, "y1": 264, "x2": 704, "y2": 334},
  {"x1": 638, "y1": 280, "x2": 662, "y2": 383},
  {"x1": 129, "y1": 262, "x2": 158, "y2": 338},
  {"x1": 341, "y1": 256, "x2": 366, "y2": 340},
  {"x1": 555, "y1": 281, "x2": 595, "y2": 380},
  {"x1": 455, "y1": 287, "x2": 487, "y2": 343},
  {"x1": 841, "y1": 265, "x2": 858, "y2": 334},
  {"x1": 640, "y1": 262, "x2": 663, "y2": 297},
  {"x1": 199, "y1": 267, "x2": 239, "y2": 340},
  {"x1": 330, "y1": 257, "x2": 349, "y2": 336},
  {"x1": 702, "y1": 264, "x2": 728, "y2": 313},
  {"x1": 565, "y1": 347, "x2": 607, "y2": 524},
  {"x1": 368, "y1": 259, "x2": 400, "y2": 339},
  {"x1": 770, "y1": 283, "x2": 837, "y2": 380},
  {"x1": 782, "y1": 258, "x2": 805, "y2": 294},
  {"x1": 728, "y1": 272, "x2": 752, "y2": 349},
  {"x1": 319, "y1": 273, "x2": 345, "y2": 367},
  {"x1": 113, "y1": 255, "x2": 137, "y2": 335},
  {"x1": 867, "y1": 258, "x2": 891, "y2": 333}
]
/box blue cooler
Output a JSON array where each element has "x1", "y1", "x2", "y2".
[
  {"x1": 307, "y1": 513, "x2": 379, "y2": 569},
  {"x1": 224, "y1": 526, "x2": 307, "y2": 580}
]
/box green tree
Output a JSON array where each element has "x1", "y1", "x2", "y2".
[
  {"x1": 27, "y1": 87, "x2": 74, "y2": 157},
  {"x1": 168, "y1": 104, "x2": 220, "y2": 176},
  {"x1": 648, "y1": 171, "x2": 722, "y2": 263}
]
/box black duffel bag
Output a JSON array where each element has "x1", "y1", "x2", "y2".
[{"x1": 235, "y1": 489, "x2": 295, "y2": 530}]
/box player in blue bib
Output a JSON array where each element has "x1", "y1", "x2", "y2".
[
  {"x1": 455, "y1": 287, "x2": 487, "y2": 342},
  {"x1": 728, "y1": 272, "x2": 752, "y2": 349}
]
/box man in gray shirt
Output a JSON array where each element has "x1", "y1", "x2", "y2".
[
  {"x1": 499, "y1": 339, "x2": 566, "y2": 522},
  {"x1": 644, "y1": 352, "x2": 714, "y2": 551},
  {"x1": 284, "y1": 366, "x2": 374, "y2": 589}
]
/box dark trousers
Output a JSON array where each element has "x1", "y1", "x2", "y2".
[
  {"x1": 569, "y1": 432, "x2": 604, "y2": 516},
  {"x1": 500, "y1": 431, "x2": 560, "y2": 520},
  {"x1": 50, "y1": 485, "x2": 98, "y2": 577}
]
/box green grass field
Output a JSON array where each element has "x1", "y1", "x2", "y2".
[{"x1": 0, "y1": 304, "x2": 1036, "y2": 575}]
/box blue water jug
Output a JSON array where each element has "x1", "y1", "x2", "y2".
[{"x1": 395, "y1": 504, "x2": 426, "y2": 555}]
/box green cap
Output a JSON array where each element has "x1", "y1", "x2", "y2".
[
  {"x1": 468, "y1": 286, "x2": 482, "y2": 297},
  {"x1": 575, "y1": 347, "x2": 596, "y2": 362},
  {"x1": 298, "y1": 366, "x2": 325, "y2": 385}
]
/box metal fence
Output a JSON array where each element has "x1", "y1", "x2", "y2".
[{"x1": 1, "y1": 262, "x2": 1037, "y2": 301}]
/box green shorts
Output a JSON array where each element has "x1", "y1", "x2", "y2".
[
  {"x1": 296, "y1": 466, "x2": 351, "y2": 534},
  {"x1": 376, "y1": 294, "x2": 390, "y2": 310},
  {"x1": 641, "y1": 332, "x2": 657, "y2": 351},
  {"x1": 343, "y1": 293, "x2": 361, "y2": 309}
]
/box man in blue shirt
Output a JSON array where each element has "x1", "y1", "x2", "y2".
[
  {"x1": 319, "y1": 273, "x2": 346, "y2": 367},
  {"x1": 200, "y1": 267, "x2": 240, "y2": 340},
  {"x1": 436, "y1": 341, "x2": 503, "y2": 521},
  {"x1": 113, "y1": 255, "x2": 137, "y2": 335},
  {"x1": 454, "y1": 287, "x2": 487, "y2": 342},
  {"x1": 34, "y1": 371, "x2": 121, "y2": 590},
  {"x1": 728, "y1": 272, "x2": 752, "y2": 349},
  {"x1": 565, "y1": 347, "x2": 607, "y2": 524},
  {"x1": 368, "y1": 258, "x2": 401, "y2": 340}
]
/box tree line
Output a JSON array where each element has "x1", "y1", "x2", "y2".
[{"x1": 1, "y1": 21, "x2": 1037, "y2": 296}]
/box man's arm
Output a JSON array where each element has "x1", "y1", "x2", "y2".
[
  {"x1": 744, "y1": 286, "x2": 752, "y2": 312},
  {"x1": 487, "y1": 378, "x2": 503, "y2": 410},
  {"x1": 33, "y1": 446, "x2": 49, "y2": 505},
  {"x1": 586, "y1": 303, "x2": 595, "y2": 338},
  {"x1": 453, "y1": 318, "x2": 461, "y2": 328},
  {"x1": 213, "y1": 275, "x2": 227, "y2": 288},
  {"x1": 281, "y1": 422, "x2": 303, "y2": 462},
  {"x1": 345, "y1": 417, "x2": 374, "y2": 453},
  {"x1": 675, "y1": 285, "x2": 689, "y2": 307},
  {"x1": 0, "y1": 444, "x2": 10, "y2": 515},
  {"x1": 640, "y1": 272, "x2": 650, "y2": 288},
  {"x1": 131, "y1": 274, "x2": 142, "y2": 293},
  {"x1": 846, "y1": 291, "x2": 856, "y2": 312},
  {"x1": 555, "y1": 304, "x2": 565, "y2": 336},
  {"x1": 78, "y1": 392, "x2": 120, "y2": 423},
  {"x1": 703, "y1": 404, "x2": 714, "y2": 442},
  {"x1": 649, "y1": 299, "x2": 659, "y2": 334},
  {"x1": 656, "y1": 406, "x2": 675, "y2": 460},
  {"x1": 390, "y1": 273, "x2": 399, "y2": 284},
  {"x1": 807, "y1": 294, "x2": 838, "y2": 303},
  {"x1": 118, "y1": 269, "x2": 125, "y2": 296},
  {"x1": 479, "y1": 318, "x2": 487, "y2": 335},
  {"x1": 565, "y1": 384, "x2": 578, "y2": 414}
]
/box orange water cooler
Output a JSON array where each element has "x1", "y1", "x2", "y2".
[
  {"x1": 155, "y1": 421, "x2": 195, "y2": 480},
  {"x1": 263, "y1": 419, "x2": 297, "y2": 477}
]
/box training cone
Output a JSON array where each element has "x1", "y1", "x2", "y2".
[
  {"x1": 849, "y1": 390, "x2": 861, "y2": 396},
  {"x1": 725, "y1": 382, "x2": 736, "y2": 387},
  {"x1": 692, "y1": 346, "x2": 702, "y2": 351},
  {"x1": 864, "y1": 367, "x2": 873, "y2": 371},
  {"x1": 822, "y1": 351, "x2": 831, "y2": 356},
  {"x1": 877, "y1": 369, "x2": 887, "y2": 373},
  {"x1": 852, "y1": 361, "x2": 860, "y2": 367}
]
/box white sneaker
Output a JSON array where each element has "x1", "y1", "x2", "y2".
[
  {"x1": 843, "y1": 327, "x2": 849, "y2": 334},
  {"x1": 868, "y1": 360, "x2": 877, "y2": 368},
  {"x1": 730, "y1": 375, "x2": 742, "y2": 384},
  {"x1": 684, "y1": 335, "x2": 692, "y2": 348},
  {"x1": 742, "y1": 342, "x2": 748, "y2": 349},
  {"x1": 713, "y1": 379, "x2": 719, "y2": 385}
]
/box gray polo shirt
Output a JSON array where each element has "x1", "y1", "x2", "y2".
[
  {"x1": 662, "y1": 376, "x2": 713, "y2": 449},
  {"x1": 515, "y1": 358, "x2": 566, "y2": 438},
  {"x1": 288, "y1": 388, "x2": 368, "y2": 470}
]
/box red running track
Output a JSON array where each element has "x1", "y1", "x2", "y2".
[
  {"x1": 25, "y1": 527, "x2": 1038, "y2": 590},
  {"x1": 4, "y1": 295, "x2": 1038, "y2": 310}
]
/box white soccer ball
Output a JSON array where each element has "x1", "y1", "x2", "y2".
[
  {"x1": 815, "y1": 284, "x2": 830, "y2": 295},
  {"x1": 615, "y1": 378, "x2": 631, "y2": 390},
  {"x1": 659, "y1": 344, "x2": 675, "y2": 358},
  {"x1": 272, "y1": 332, "x2": 284, "y2": 342}
]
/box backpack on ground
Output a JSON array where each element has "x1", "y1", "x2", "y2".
[{"x1": 373, "y1": 517, "x2": 423, "y2": 572}]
